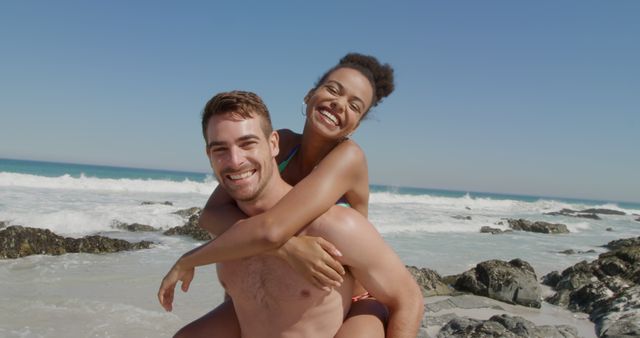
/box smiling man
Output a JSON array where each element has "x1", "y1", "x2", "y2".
[{"x1": 159, "y1": 91, "x2": 423, "y2": 338}]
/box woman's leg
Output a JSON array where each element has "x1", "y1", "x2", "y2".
[
  {"x1": 334, "y1": 298, "x2": 388, "y2": 338},
  {"x1": 173, "y1": 299, "x2": 240, "y2": 338}
]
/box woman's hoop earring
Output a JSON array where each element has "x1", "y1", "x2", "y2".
[{"x1": 301, "y1": 103, "x2": 307, "y2": 117}]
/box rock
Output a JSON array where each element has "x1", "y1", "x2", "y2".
[
  {"x1": 558, "y1": 249, "x2": 596, "y2": 255},
  {"x1": 437, "y1": 314, "x2": 579, "y2": 338},
  {"x1": 576, "y1": 213, "x2": 601, "y2": 220},
  {"x1": 636, "y1": 217, "x2": 640, "y2": 222},
  {"x1": 163, "y1": 213, "x2": 211, "y2": 241},
  {"x1": 480, "y1": 226, "x2": 503, "y2": 234},
  {"x1": 590, "y1": 285, "x2": 640, "y2": 337},
  {"x1": 542, "y1": 271, "x2": 562, "y2": 288},
  {"x1": 406, "y1": 265, "x2": 452, "y2": 296},
  {"x1": 140, "y1": 201, "x2": 173, "y2": 206},
  {"x1": 454, "y1": 259, "x2": 541, "y2": 308},
  {"x1": 451, "y1": 215, "x2": 471, "y2": 220},
  {"x1": 0, "y1": 221, "x2": 7, "y2": 229},
  {"x1": 580, "y1": 208, "x2": 625, "y2": 215},
  {"x1": 545, "y1": 209, "x2": 601, "y2": 220},
  {"x1": 465, "y1": 206, "x2": 471, "y2": 210},
  {"x1": 112, "y1": 221, "x2": 158, "y2": 232},
  {"x1": 545, "y1": 237, "x2": 640, "y2": 334},
  {"x1": 172, "y1": 207, "x2": 202, "y2": 218},
  {"x1": 507, "y1": 218, "x2": 569, "y2": 234},
  {"x1": 63, "y1": 235, "x2": 152, "y2": 254},
  {"x1": 560, "y1": 249, "x2": 576, "y2": 255},
  {"x1": 606, "y1": 227, "x2": 613, "y2": 232},
  {"x1": 605, "y1": 236, "x2": 640, "y2": 250},
  {"x1": 0, "y1": 226, "x2": 152, "y2": 259}
]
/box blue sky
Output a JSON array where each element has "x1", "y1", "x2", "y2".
[{"x1": 1, "y1": 1, "x2": 638, "y2": 203}]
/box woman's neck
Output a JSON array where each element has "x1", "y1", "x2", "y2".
[{"x1": 297, "y1": 124, "x2": 341, "y2": 176}]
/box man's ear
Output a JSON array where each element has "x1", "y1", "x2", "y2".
[{"x1": 269, "y1": 130, "x2": 280, "y2": 157}]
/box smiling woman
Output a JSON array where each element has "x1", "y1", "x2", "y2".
[{"x1": 304, "y1": 67, "x2": 373, "y2": 141}]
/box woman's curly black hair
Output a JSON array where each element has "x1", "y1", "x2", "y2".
[{"x1": 314, "y1": 53, "x2": 395, "y2": 116}]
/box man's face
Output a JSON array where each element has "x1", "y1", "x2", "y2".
[{"x1": 205, "y1": 113, "x2": 279, "y2": 202}]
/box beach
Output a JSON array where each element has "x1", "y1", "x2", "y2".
[{"x1": 1, "y1": 159, "x2": 639, "y2": 337}]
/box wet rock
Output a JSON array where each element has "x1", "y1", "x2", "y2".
[
  {"x1": 437, "y1": 314, "x2": 579, "y2": 338},
  {"x1": 0, "y1": 226, "x2": 152, "y2": 259},
  {"x1": 605, "y1": 236, "x2": 640, "y2": 250},
  {"x1": 112, "y1": 221, "x2": 159, "y2": 232},
  {"x1": 407, "y1": 265, "x2": 452, "y2": 296},
  {"x1": 140, "y1": 201, "x2": 173, "y2": 206},
  {"x1": 591, "y1": 285, "x2": 640, "y2": 337},
  {"x1": 507, "y1": 219, "x2": 569, "y2": 234},
  {"x1": 558, "y1": 249, "x2": 596, "y2": 255},
  {"x1": 635, "y1": 217, "x2": 640, "y2": 222},
  {"x1": 163, "y1": 213, "x2": 211, "y2": 241},
  {"x1": 575, "y1": 213, "x2": 600, "y2": 220},
  {"x1": 63, "y1": 235, "x2": 152, "y2": 254},
  {"x1": 480, "y1": 226, "x2": 504, "y2": 234},
  {"x1": 580, "y1": 208, "x2": 625, "y2": 215},
  {"x1": 451, "y1": 215, "x2": 471, "y2": 221},
  {"x1": 172, "y1": 207, "x2": 202, "y2": 218},
  {"x1": 454, "y1": 259, "x2": 541, "y2": 308},
  {"x1": 545, "y1": 237, "x2": 640, "y2": 335},
  {"x1": 606, "y1": 227, "x2": 613, "y2": 232},
  {"x1": 542, "y1": 270, "x2": 562, "y2": 288},
  {"x1": 544, "y1": 209, "x2": 601, "y2": 220},
  {"x1": 0, "y1": 221, "x2": 7, "y2": 229}
]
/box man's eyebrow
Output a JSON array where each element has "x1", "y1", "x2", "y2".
[
  {"x1": 207, "y1": 134, "x2": 261, "y2": 149},
  {"x1": 326, "y1": 80, "x2": 365, "y2": 105}
]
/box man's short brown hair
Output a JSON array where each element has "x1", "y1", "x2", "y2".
[{"x1": 201, "y1": 90, "x2": 273, "y2": 143}]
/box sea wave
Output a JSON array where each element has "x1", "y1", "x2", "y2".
[
  {"x1": 0, "y1": 172, "x2": 217, "y2": 194},
  {"x1": 369, "y1": 191, "x2": 639, "y2": 215}
]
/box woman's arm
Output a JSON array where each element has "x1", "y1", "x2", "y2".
[
  {"x1": 199, "y1": 185, "x2": 245, "y2": 237},
  {"x1": 185, "y1": 140, "x2": 366, "y2": 264},
  {"x1": 158, "y1": 141, "x2": 368, "y2": 308}
]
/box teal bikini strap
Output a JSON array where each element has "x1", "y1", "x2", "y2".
[{"x1": 278, "y1": 145, "x2": 300, "y2": 173}]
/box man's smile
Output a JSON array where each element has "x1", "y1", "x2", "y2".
[{"x1": 226, "y1": 169, "x2": 257, "y2": 182}]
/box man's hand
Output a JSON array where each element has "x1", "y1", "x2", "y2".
[
  {"x1": 276, "y1": 236, "x2": 345, "y2": 290},
  {"x1": 157, "y1": 260, "x2": 195, "y2": 312}
]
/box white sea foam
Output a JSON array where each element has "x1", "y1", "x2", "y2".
[{"x1": 0, "y1": 172, "x2": 217, "y2": 194}]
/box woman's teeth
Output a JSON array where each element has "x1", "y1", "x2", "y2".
[{"x1": 320, "y1": 110, "x2": 338, "y2": 125}]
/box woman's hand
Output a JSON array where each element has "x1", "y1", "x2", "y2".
[{"x1": 276, "y1": 236, "x2": 346, "y2": 290}]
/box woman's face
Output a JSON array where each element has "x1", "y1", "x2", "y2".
[{"x1": 304, "y1": 67, "x2": 374, "y2": 140}]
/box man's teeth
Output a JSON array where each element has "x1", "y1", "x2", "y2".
[
  {"x1": 320, "y1": 110, "x2": 338, "y2": 125},
  {"x1": 229, "y1": 171, "x2": 253, "y2": 180}
]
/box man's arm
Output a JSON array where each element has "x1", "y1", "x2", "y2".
[{"x1": 317, "y1": 207, "x2": 424, "y2": 338}]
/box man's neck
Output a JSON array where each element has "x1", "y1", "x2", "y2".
[{"x1": 236, "y1": 170, "x2": 291, "y2": 217}]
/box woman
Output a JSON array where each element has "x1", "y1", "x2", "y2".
[{"x1": 161, "y1": 53, "x2": 395, "y2": 337}]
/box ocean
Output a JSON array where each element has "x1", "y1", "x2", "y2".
[{"x1": 1, "y1": 158, "x2": 638, "y2": 337}]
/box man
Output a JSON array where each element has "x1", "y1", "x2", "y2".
[{"x1": 159, "y1": 91, "x2": 423, "y2": 337}]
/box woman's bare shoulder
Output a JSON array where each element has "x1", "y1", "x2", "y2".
[
  {"x1": 276, "y1": 129, "x2": 302, "y2": 163},
  {"x1": 329, "y1": 139, "x2": 367, "y2": 166}
]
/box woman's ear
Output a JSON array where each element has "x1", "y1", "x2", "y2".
[{"x1": 303, "y1": 89, "x2": 314, "y2": 104}]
